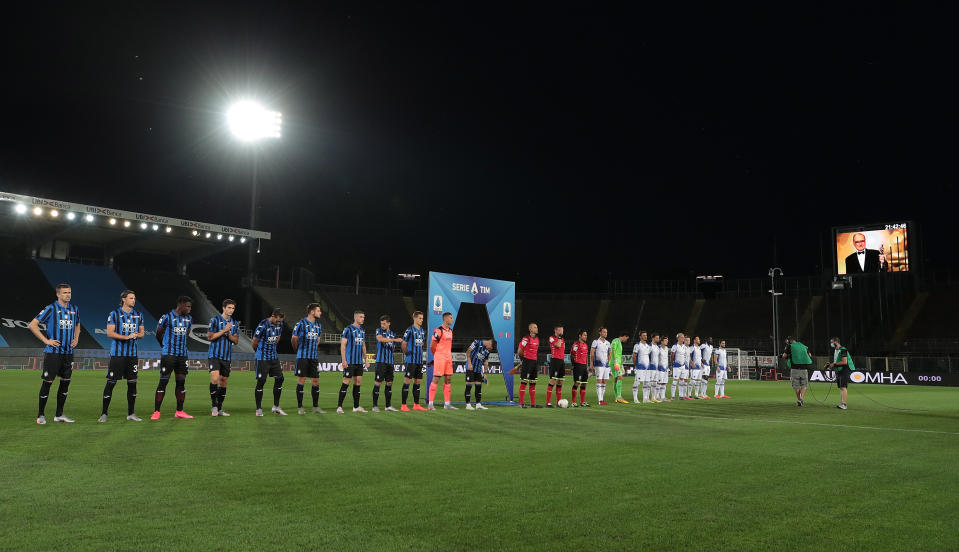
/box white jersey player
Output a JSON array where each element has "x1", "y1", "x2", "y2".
[
  {"x1": 714, "y1": 340, "x2": 730, "y2": 398},
  {"x1": 670, "y1": 333, "x2": 689, "y2": 400},
  {"x1": 631, "y1": 332, "x2": 651, "y2": 403},
  {"x1": 689, "y1": 336, "x2": 703, "y2": 399},
  {"x1": 658, "y1": 338, "x2": 670, "y2": 401},
  {"x1": 646, "y1": 333, "x2": 662, "y2": 402},
  {"x1": 700, "y1": 337, "x2": 714, "y2": 398},
  {"x1": 590, "y1": 328, "x2": 611, "y2": 404}
]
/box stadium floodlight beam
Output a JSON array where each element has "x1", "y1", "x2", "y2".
[
  {"x1": 109, "y1": 218, "x2": 117, "y2": 225},
  {"x1": 14, "y1": 203, "x2": 27, "y2": 214},
  {"x1": 123, "y1": 220, "x2": 131, "y2": 228},
  {"x1": 84, "y1": 214, "x2": 95, "y2": 222},
  {"x1": 50, "y1": 209, "x2": 59, "y2": 218},
  {"x1": 33, "y1": 206, "x2": 43, "y2": 216},
  {"x1": 66, "y1": 212, "x2": 75, "y2": 220}
]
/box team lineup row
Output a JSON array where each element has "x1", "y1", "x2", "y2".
[{"x1": 28, "y1": 285, "x2": 730, "y2": 423}]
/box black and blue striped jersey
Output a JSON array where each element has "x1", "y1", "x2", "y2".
[
  {"x1": 35, "y1": 302, "x2": 80, "y2": 354},
  {"x1": 341, "y1": 324, "x2": 365, "y2": 364},
  {"x1": 403, "y1": 326, "x2": 425, "y2": 365},
  {"x1": 467, "y1": 339, "x2": 490, "y2": 372},
  {"x1": 253, "y1": 318, "x2": 283, "y2": 361},
  {"x1": 293, "y1": 318, "x2": 322, "y2": 360},
  {"x1": 158, "y1": 310, "x2": 192, "y2": 356},
  {"x1": 207, "y1": 315, "x2": 238, "y2": 361},
  {"x1": 375, "y1": 328, "x2": 396, "y2": 364},
  {"x1": 108, "y1": 308, "x2": 143, "y2": 357}
]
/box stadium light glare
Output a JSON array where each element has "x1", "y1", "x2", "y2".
[
  {"x1": 33, "y1": 206, "x2": 43, "y2": 216},
  {"x1": 123, "y1": 220, "x2": 131, "y2": 228},
  {"x1": 165, "y1": 226, "x2": 172, "y2": 233},
  {"x1": 139, "y1": 222, "x2": 148, "y2": 230},
  {"x1": 240, "y1": 237, "x2": 247, "y2": 244},
  {"x1": 191, "y1": 230, "x2": 199, "y2": 236},
  {"x1": 50, "y1": 209, "x2": 59, "y2": 218},
  {"x1": 228, "y1": 235, "x2": 235, "y2": 242},
  {"x1": 226, "y1": 101, "x2": 282, "y2": 142},
  {"x1": 151, "y1": 224, "x2": 159, "y2": 231},
  {"x1": 84, "y1": 214, "x2": 95, "y2": 222},
  {"x1": 14, "y1": 203, "x2": 27, "y2": 214},
  {"x1": 109, "y1": 218, "x2": 117, "y2": 225},
  {"x1": 205, "y1": 232, "x2": 211, "y2": 238},
  {"x1": 216, "y1": 234, "x2": 223, "y2": 240},
  {"x1": 66, "y1": 212, "x2": 76, "y2": 220}
]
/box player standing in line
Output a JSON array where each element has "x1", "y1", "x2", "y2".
[
  {"x1": 152, "y1": 296, "x2": 194, "y2": 420},
  {"x1": 99, "y1": 290, "x2": 145, "y2": 422},
  {"x1": 400, "y1": 311, "x2": 428, "y2": 411},
  {"x1": 30, "y1": 283, "x2": 81, "y2": 424},
  {"x1": 647, "y1": 333, "x2": 662, "y2": 403},
  {"x1": 631, "y1": 331, "x2": 651, "y2": 403},
  {"x1": 699, "y1": 337, "x2": 714, "y2": 399},
  {"x1": 207, "y1": 299, "x2": 239, "y2": 417},
  {"x1": 590, "y1": 327, "x2": 611, "y2": 405},
  {"x1": 252, "y1": 309, "x2": 286, "y2": 416},
  {"x1": 337, "y1": 311, "x2": 369, "y2": 413},
  {"x1": 670, "y1": 332, "x2": 688, "y2": 400},
  {"x1": 428, "y1": 312, "x2": 456, "y2": 410},
  {"x1": 688, "y1": 336, "x2": 703, "y2": 399},
  {"x1": 372, "y1": 315, "x2": 403, "y2": 412},
  {"x1": 827, "y1": 336, "x2": 853, "y2": 410},
  {"x1": 569, "y1": 329, "x2": 591, "y2": 407},
  {"x1": 658, "y1": 336, "x2": 670, "y2": 401},
  {"x1": 292, "y1": 303, "x2": 323, "y2": 415},
  {"x1": 546, "y1": 325, "x2": 565, "y2": 408},
  {"x1": 713, "y1": 340, "x2": 730, "y2": 398},
  {"x1": 516, "y1": 323, "x2": 541, "y2": 408},
  {"x1": 611, "y1": 331, "x2": 629, "y2": 403},
  {"x1": 465, "y1": 338, "x2": 494, "y2": 410}
]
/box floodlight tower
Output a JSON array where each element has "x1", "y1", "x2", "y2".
[{"x1": 226, "y1": 100, "x2": 282, "y2": 327}]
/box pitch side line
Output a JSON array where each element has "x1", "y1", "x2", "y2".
[{"x1": 635, "y1": 410, "x2": 959, "y2": 436}]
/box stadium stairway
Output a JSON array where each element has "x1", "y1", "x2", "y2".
[
  {"x1": 0, "y1": 258, "x2": 100, "y2": 349},
  {"x1": 252, "y1": 286, "x2": 338, "y2": 334},
  {"x1": 35, "y1": 259, "x2": 162, "y2": 351},
  {"x1": 684, "y1": 298, "x2": 706, "y2": 335}
]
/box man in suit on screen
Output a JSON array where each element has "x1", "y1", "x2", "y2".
[{"x1": 844, "y1": 232, "x2": 888, "y2": 273}]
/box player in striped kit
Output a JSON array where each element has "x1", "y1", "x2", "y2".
[
  {"x1": 292, "y1": 303, "x2": 323, "y2": 414},
  {"x1": 152, "y1": 296, "x2": 194, "y2": 420},
  {"x1": 699, "y1": 337, "x2": 714, "y2": 399},
  {"x1": 631, "y1": 331, "x2": 651, "y2": 403},
  {"x1": 670, "y1": 333, "x2": 688, "y2": 400},
  {"x1": 713, "y1": 340, "x2": 730, "y2": 398},
  {"x1": 30, "y1": 283, "x2": 81, "y2": 424},
  {"x1": 465, "y1": 338, "x2": 494, "y2": 410},
  {"x1": 100, "y1": 290, "x2": 146, "y2": 422},
  {"x1": 372, "y1": 315, "x2": 403, "y2": 412},
  {"x1": 338, "y1": 311, "x2": 368, "y2": 413},
  {"x1": 253, "y1": 309, "x2": 286, "y2": 416},
  {"x1": 400, "y1": 311, "x2": 427, "y2": 411},
  {"x1": 207, "y1": 299, "x2": 239, "y2": 416}
]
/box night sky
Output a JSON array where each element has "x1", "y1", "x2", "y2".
[{"x1": 0, "y1": 4, "x2": 951, "y2": 291}]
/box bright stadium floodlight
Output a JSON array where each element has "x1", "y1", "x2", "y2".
[
  {"x1": 205, "y1": 232, "x2": 211, "y2": 238},
  {"x1": 123, "y1": 220, "x2": 131, "y2": 228},
  {"x1": 109, "y1": 218, "x2": 117, "y2": 225},
  {"x1": 139, "y1": 222, "x2": 148, "y2": 230},
  {"x1": 33, "y1": 206, "x2": 43, "y2": 216},
  {"x1": 50, "y1": 209, "x2": 59, "y2": 218},
  {"x1": 192, "y1": 230, "x2": 199, "y2": 236},
  {"x1": 216, "y1": 234, "x2": 223, "y2": 240},
  {"x1": 152, "y1": 224, "x2": 159, "y2": 231},
  {"x1": 228, "y1": 235, "x2": 235, "y2": 242},
  {"x1": 165, "y1": 226, "x2": 172, "y2": 233},
  {"x1": 226, "y1": 101, "x2": 282, "y2": 142},
  {"x1": 66, "y1": 212, "x2": 75, "y2": 220},
  {"x1": 14, "y1": 203, "x2": 27, "y2": 214},
  {"x1": 84, "y1": 214, "x2": 94, "y2": 222},
  {"x1": 240, "y1": 237, "x2": 246, "y2": 244}
]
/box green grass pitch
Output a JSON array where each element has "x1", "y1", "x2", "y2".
[{"x1": 1, "y1": 369, "x2": 956, "y2": 551}]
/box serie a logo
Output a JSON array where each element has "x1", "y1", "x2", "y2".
[
  {"x1": 432, "y1": 295, "x2": 443, "y2": 314},
  {"x1": 503, "y1": 302, "x2": 512, "y2": 320}
]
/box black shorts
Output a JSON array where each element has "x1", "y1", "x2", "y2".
[
  {"x1": 255, "y1": 359, "x2": 283, "y2": 378},
  {"x1": 465, "y1": 370, "x2": 484, "y2": 383},
  {"x1": 548, "y1": 358, "x2": 566, "y2": 379},
  {"x1": 209, "y1": 358, "x2": 232, "y2": 378},
  {"x1": 342, "y1": 363, "x2": 365, "y2": 379},
  {"x1": 160, "y1": 355, "x2": 188, "y2": 377},
  {"x1": 836, "y1": 368, "x2": 851, "y2": 388},
  {"x1": 572, "y1": 362, "x2": 589, "y2": 383},
  {"x1": 404, "y1": 363, "x2": 424, "y2": 380},
  {"x1": 41, "y1": 353, "x2": 73, "y2": 380},
  {"x1": 107, "y1": 356, "x2": 138, "y2": 380},
  {"x1": 294, "y1": 358, "x2": 319, "y2": 379},
  {"x1": 520, "y1": 358, "x2": 539, "y2": 381},
  {"x1": 374, "y1": 362, "x2": 395, "y2": 383}
]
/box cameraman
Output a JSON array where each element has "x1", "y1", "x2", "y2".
[
  {"x1": 782, "y1": 336, "x2": 812, "y2": 406},
  {"x1": 826, "y1": 337, "x2": 852, "y2": 410}
]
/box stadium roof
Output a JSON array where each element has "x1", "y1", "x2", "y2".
[{"x1": 0, "y1": 190, "x2": 269, "y2": 259}]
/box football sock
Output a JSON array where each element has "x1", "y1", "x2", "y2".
[
  {"x1": 55, "y1": 379, "x2": 71, "y2": 417},
  {"x1": 102, "y1": 379, "x2": 117, "y2": 415},
  {"x1": 127, "y1": 381, "x2": 137, "y2": 415},
  {"x1": 311, "y1": 385, "x2": 319, "y2": 407},
  {"x1": 337, "y1": 383, "x2": 349, "y2": 407},
  {"x1": 174, "y1": 377, "x2": 186, "y2": 411},
  {"x1": 155, "y1": 377, "x2": 169, "y2": 411}
]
